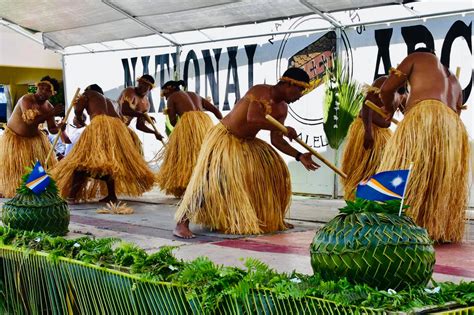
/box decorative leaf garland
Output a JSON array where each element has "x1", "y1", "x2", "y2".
[{"x1": 0, "y1": 226, "x2": 472, "y2": 313}]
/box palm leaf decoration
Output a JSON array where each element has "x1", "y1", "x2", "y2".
[
  {"x1": 1, "y1": 167, "x2": 70, "y2": 236},
  {"x1": 323, "y1": 58, "x2": 364, "y2": 149},
  {"x1": 311, "y1": 200, "x2": 435, "y2": 290}
]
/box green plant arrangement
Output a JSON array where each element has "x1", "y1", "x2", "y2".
[
  {"x1": 1, "y1": 167, "x2": 70, "y2": 236},
  {"x1": 323, "y1": 58, "x2": 365, "y2": 150},
  {"x1": 311, "y1": 199, "x2": 436, "y2": 291},
  {"x1": 0, "y1": 226, "x2": 472, "y2": 314},
  {"x1": 27, "y1": 85, "x2": 37, "y2": 94}
]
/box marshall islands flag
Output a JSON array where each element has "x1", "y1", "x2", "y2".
[
  {"x1": 26, "y1": 161, "x2": 50, "y2": 194},
  {"x1": 356, "y1": 169, "x2": 410, "y2": 202}
]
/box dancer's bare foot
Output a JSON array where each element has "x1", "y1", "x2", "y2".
[
  {"x1": 173, "y1": 221, "x2": 195, "y2": 239},
  {"x1": 99, "y1": 196, "x2": 118, "y2": 203},
  {"x1": 284, "y1": 221, "x2": 294, "y2": 229}
]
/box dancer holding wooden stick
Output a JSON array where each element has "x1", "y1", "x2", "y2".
[
  {"x1": 156, "y1": 80, "x2": 222, "y2": 198},
  {"x1": 45, "y1": 88, "x2": 81, "y2": 167},
  {"x1": 340, "y1": 76, "x2": 408, "y2": 200},
  {"x1": 174, "y1": 68, "x2": 318, "y2": 238},
  {"x1": 264, "y1": 114, "x2": 345, "y2": 178},
  {"x1": 118, "y1": 74, "x2": 163, "y2": 155},
  {"x1": 378, "y1": 47, "x2": 469, "y2": 243},
  {"x1": 51, "y1": 84, "x2": 155, "y2": 203},
  {"x1": 0, "y1": 76, "x2": 64, "y2": 197}
]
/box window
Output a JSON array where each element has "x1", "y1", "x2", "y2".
[{"x1": 0, "y1": 85, "x2": 7, "y2": 123}]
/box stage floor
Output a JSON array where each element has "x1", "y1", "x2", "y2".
[{"x1": 1, "y1": 189, "x2": 473, "y2": 283}]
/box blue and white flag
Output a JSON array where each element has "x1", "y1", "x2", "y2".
[
  {"x1": 356, "y1": 169, "x2": 410, "y2": 202},
  {"x1": 26, "y1": 161, "x2": 50, "y2": 194}
]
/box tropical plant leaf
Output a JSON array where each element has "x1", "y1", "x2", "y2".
[
  {"x1": 339, "y1": 199, "x2": 409, "y2": 215},
  {"x1": 15, "y1": 166, "x2": 59, "y2": 196},
  {"x1": 323, "y1": 58, "x2": 364, "y2": 149}
]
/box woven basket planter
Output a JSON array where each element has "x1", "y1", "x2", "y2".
[
  {"x1": 310, "y1": 211, "x2": 435, "y2": 290},
  {"x1": 2, "y1": 190, "x2": 69, "y2": 236}
]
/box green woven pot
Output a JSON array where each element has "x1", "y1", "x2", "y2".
[
  {"x1": 310, "y1": 212, "x2": 435, "y2": 290},
  {"x1": 2, "y1": 190, "x2": 70, "y2": 236}
]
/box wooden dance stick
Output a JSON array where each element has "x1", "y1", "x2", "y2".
[
  {"x1": 143, "y1": 112, "x2": 166, "y2": 146},
  {"x1": 454, "y1": 68, "x2": 468, "y2": 110},
  {"x1": 364, "y1": 100, "x2": 399, "y2": 125},
  {"x1": 265, "y1": 114, "x2": 347, "y2": 179},
  {"x1": 45, "y1": 88, "x2": 81, "y2": 169}
]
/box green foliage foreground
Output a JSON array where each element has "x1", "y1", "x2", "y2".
[{"x1": 0, "y1": 226, "x2": 472, "y2": 314}]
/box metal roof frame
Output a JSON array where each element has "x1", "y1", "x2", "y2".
[
  {"x1": 1, "y1": 1, "x2": 472, "y2": 56},
  {"x1": 299, "y1": 0, "x2": 342, "y2": 28},
  {"x1": 101, "y1": 0, "x2": 181, "y2": 47}
]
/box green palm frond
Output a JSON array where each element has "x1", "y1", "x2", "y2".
[
  {"x1": 340, "y1": 199, "x2": 410, "y2": 215},
  {"x1": 165, "y1": 115, "x2": 175, "y2": 136},
  {"x1": 323, "y1": 58, "x2": 364, "y2": 149},
  {"x1": 0, "y1": 227, "x2": 472, "y2": 314}
]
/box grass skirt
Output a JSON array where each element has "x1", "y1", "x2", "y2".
[
  {"x1": 0, "y1": 127, "x2": 57, "y2": 197},
  {"x1": 128, "y1": 127, "x2": 144, "y2": 156},
  {"x1": 175, "y1": 123, "x2": 292, "y2": 234},
  {"x1": 341, "y1": 117, "x2": 392, "y2": 200},
  {"x1": 51, "y1": 115, "x2": 154, "y2": 201},
  {"x1": 377, "y1": 100, "x2": 469, "y2": 242},
  {"x1": 156, "y1": 111, "x2": 213, "y2": 197}
]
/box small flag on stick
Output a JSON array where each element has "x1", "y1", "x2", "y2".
[
  {"x1": 356, "y1": 169, "x2": 409, "y2": 201},
  {"x1": 356, "y1": 164, "x2": 413, "y2": 216},
  {"x1": 26, "y1": 161, "x2": 50, "y2": 194}
]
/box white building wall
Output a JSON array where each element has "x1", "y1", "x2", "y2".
[
  {"x1": 0, "y1": 25, "x2": 61, "y2": 68},
  {"x1": 63, "y1": 14, "x2": 473, "y2": 204}
]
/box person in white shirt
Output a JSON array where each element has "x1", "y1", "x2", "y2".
[
  {"x1": 48, "y1": 116, "x2": 69, "y2": 160},
  {"x1": 64, "y1": 115, "x2": 86, "y2": 156}
]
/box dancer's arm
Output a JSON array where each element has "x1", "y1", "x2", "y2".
[
  {"x1": 270, "y1": 114, "x2": 319, "y2": 171},
  {"x1": 380, "y1": 61, "x2": 411, "y2": 114},
  {"x1": 119, "y1": 89, "x2": 144, "y2": 118},
  {"x1": 201, "y1": 97, "x2": 223, "y2": 119}
]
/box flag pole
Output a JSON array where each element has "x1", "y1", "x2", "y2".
[{"x1": 398, "y1": 162, "x2": 414, "y2": 216}]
